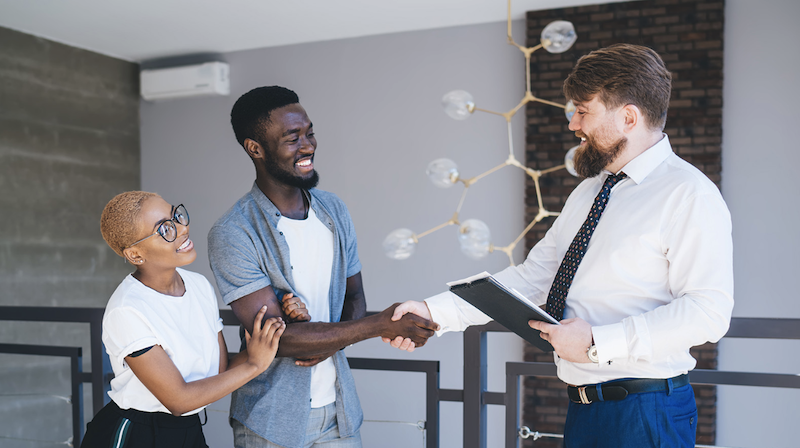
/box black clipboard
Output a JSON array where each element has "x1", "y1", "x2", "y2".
[{"x1": 448, "y1": 272, "x2": 559, "y2": 352}]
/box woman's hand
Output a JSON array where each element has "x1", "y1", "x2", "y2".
[
  {"x1": 281, "y1": 293, "x2": 311, "y2": 322},
  {"x1": 125, "y1": 305, "x2": 284, "y2": 416},
  {"x1": 244, "y1": 305, "x2": 286, "y2": 371}
]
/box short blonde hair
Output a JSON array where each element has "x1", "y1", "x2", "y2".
[{"x1": 100, "y1": 191, "x2": 160, "y2": 257}]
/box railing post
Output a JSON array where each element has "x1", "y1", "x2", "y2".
[
  {"x1": 463, "y1": 326, "x2": 487, "y2": 448},
  {"x1": 71, "y1": 347, "x2": 85, "y2": 444},
  {"x1": 89, "y1": 309, "x2": 108, "y2": 413},
  {"x1": 505, "y1": 363, "x2": 520, "y2": 448},
  {"x1": 426, "y1": 361, "x2": 440, "y2": 448}
]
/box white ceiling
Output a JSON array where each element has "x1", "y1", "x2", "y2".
[{"x1": 0, "y1": 0, "x2": 628, "y2": 62}]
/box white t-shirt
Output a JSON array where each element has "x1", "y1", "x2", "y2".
[
  {"x1": 102, "y1": 267, "x2": 224, "y2": 415},
  {"x1": 277, "y1": 206, "x2": 336, "y2": 408}
]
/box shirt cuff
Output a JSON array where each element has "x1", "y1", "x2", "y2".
[
  {"x1": 425, "y1": 291, "x2": 492, "y2": 336},
  {"x1": 591, "y1": 322, "x2": 628, "y2": 365},
  {"x1": 425, "y1": 291, "x2": 461, "y2": 336}
]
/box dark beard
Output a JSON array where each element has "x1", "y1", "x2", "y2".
[
  {"x1": 261, "y1": 145, "x2": 320, "y2": 190},
  {"x1": 573, "y1": 134, "x2": 627, "y2": 178}
]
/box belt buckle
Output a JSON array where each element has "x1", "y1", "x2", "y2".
[{"x1": 577, "y1": 386, "x2": 592, "y2": 405}]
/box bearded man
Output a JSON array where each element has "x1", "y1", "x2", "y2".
[
  {"x1": 208, "y1": 86, "x2": 437, "y2": 448},
  {"x1": 388, "y1": 44, "x2": 734, "y2": 447}
]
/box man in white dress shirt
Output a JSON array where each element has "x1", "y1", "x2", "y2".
[{"x1": 388, "y1": 44, "x2": 734, "y2": 447}]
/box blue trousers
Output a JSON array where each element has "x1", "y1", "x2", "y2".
[{"x1": 563, "y1": 383, "x2": 697, "y2": 448}]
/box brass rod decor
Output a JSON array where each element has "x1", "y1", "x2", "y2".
[{"x1": 383, "y1": 0, "x2": 581, "y2": 265}]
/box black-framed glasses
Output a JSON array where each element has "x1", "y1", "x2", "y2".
[{"x1": 127, "y1": 204, "x2": 190, "y2": 248}]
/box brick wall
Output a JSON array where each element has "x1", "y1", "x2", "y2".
[{"x1": 522, "y1": 0, "x2": 724, "y2": 446}]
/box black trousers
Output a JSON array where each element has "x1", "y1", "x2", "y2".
[{"x1": 80, "y1": 400, "x2": 208, "y2": 448}]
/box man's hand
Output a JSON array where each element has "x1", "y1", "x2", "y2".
[
  {"x1": 390, "y1": 300, "x2": 432, "y2": 321},
  {"x1": 380, "y1": 300, "x2": 435, "y2": 352},
  {"x1": 376, "y1": 303, "x2": 438, "y2": 352},
  {"x1": 281, "y1": 293, "x2": 311, "y2": 322},
  {"x1": 294, "y1": 350, "x2": 337, "y2": 367},
  {"x1": 529, "y1": 318, "x2": 593, "y2": 363}
]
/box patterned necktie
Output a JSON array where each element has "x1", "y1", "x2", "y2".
[{"x1": 545, "y1": 172, "x2": 627, "y2": 321}]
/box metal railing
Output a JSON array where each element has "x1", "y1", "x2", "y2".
[
  {"x1": 2, "y1": 306, "x2": 799, "y2": 448},
  {"x1": 0, "y1": 307, "x2": 108, "y2": 446},
  {"x1": 0, "y1": 343, "x2": 84, "y2": 446}
]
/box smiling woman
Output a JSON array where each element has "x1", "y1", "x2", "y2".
[{"x1": 78, "y1": 191, "x2": 287, "y2": 448}]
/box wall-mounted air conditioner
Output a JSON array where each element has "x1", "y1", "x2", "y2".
[{"x1": 140, "y1": 62, "x2": 230, "y2": 101}]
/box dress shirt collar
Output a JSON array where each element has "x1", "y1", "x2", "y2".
[{"x1": 606, "y1": 133, "x2": 672, "y2": 185}]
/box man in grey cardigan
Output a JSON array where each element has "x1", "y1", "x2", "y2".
[{"x1": 208, "y1": 86, "x2": 437, "y2": 448}]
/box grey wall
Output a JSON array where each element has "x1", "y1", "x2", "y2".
[
  {"x1": 0, "y1": 26, "x2": 139, "y2": 446},
  {"x1": 134, "y1": 1, "x2": 800, "y2": 447},
  {"x1": 717, "y1": 1, "x2": 800, "y2": 447},
  {"x1": 141, "y1": 20, "x2": 528, "y2": 448}
]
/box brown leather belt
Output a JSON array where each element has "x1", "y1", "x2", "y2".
[{"x1": 567, "y1": 374, "x2": 689, "y2": 405}]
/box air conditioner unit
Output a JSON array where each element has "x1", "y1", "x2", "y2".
[{"x1": 140, "y1": 62, "x2": 230, "y2": 101}]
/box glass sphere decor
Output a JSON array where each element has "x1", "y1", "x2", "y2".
[
  {"x1": 383, "y1": 228, "x2": 417, "y2": 260},
  {"x1": 541, "y1": 21, "x2": 577, "y2": 54},
  {"x1": 426, "y1": 158, "x2": 460, "y2": 188},
  {"x1": 564, "y1": 100, "x2": 576, "y2": 121},
  {"x1": 458, "y1": 219, "x2": 492, "y2": 259},
  {"x1": 564, "y1": 145, "x2": 580, "y2": 177},
  {"x1": 442, "y1": 90, "x2": 475, "y2": 120}
]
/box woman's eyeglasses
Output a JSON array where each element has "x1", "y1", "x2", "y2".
[{"x1": 127, "y1": 204, "x2": 190, "y2": 248}]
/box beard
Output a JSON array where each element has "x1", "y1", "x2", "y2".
[
  {"x1": 573, "y1": 130, "x2": 627, "y2": 178},
  {"x1": 260, "y1": 143, "x2": 320, "y2": 190}
]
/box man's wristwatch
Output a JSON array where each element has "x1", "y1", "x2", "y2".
[{"x1": 587, "y1": 344, "x2": 599, "y2": 363}]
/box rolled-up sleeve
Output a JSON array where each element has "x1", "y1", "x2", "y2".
[{"x1": 208, "y1": 223, "x2": 271, "y2": 305}]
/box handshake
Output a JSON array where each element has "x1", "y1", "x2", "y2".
[
  {"x1": 281, "y1": 294, "x2": 436, "y2": 352},
  {"x1": 379, "y1": 301, "x2": 436, "y2": 352}
]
